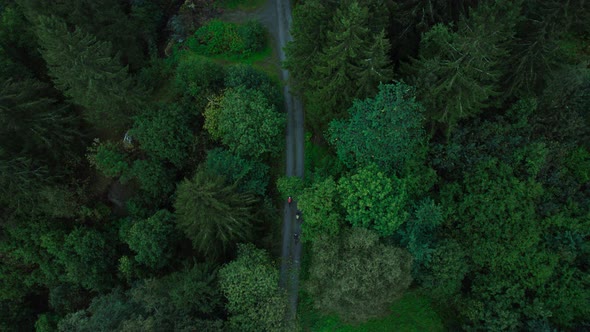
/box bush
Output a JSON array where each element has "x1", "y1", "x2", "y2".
[
  {"x1": 225, "y1": 64, "x2": 282, "y2": 103},
  {"x1": 189, "y1": 20, "x2": 266, "y2": 58},
  {"x1": 174, "y1": 54, "x2": 226, "y2": 98}
]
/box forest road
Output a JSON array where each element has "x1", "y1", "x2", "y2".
[{"x1": 256, "y1": 0, "x2": 304, "y2": 323}]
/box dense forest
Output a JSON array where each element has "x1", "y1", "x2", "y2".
[{"x1": 0, "y1": 0, "x2": 589, "y2": 331}]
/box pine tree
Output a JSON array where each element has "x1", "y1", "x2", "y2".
[
  {"x1": 355, "y1": 30, "x2": 394, "y2": 98},
  {"x1": 0, "y1": 78, "x2": 79, "y2": 164},
  {"x1": 17, "y1": 0, "x2": 145, "y2": 69},
  {"x1": 405, "y1": 0, "x2": 521, "y2": 135},
  {"x1": 174, "y1": 168, "x2": 258, "y2": 259},
  {"x1": 283, "y1": 0, "x2": 337, "y2": 93},
  {"x1": 35, "y1": 16, "x2": 144, "y2": 134},
  {"x1": 307, "y1": 0, "x2": 371, "y2": 128}
]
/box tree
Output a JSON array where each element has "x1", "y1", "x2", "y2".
[
  {"x1": 405, "y1": 0, "x2": 521, "y2": 133},
  {"x1": 305, "y1": 1, "x2": 371, "y2": 127},
  {"x1": 328, "y1": 83, "x2": 426, "y2": 175},
  {"x1": 174, "y1": 168, "x2": 258, "y2": 258},
  {"x1": 397, "y1": 198, "x2": 445, "y2": 277},
  {"x1": 355, "y1": 30, "x2": 394, "y2": 97},
  {"x1": 174, "y1": 53, "x2": 225, "y2": 103},
  {"x1": 0, "y1": 78, "x2": 80, "y2": 164},
  {"x1": 306, "y1": 228, "x2": 413, "y2": 323},
  {"x1": 204, "y1": 86, "x2": 285, "y2": 160},
  {"x1": 283, "y1": 0, "x2": 336, "y2": 93},
  {"x1": 119, "y1": 210, "x2": 178, "y2": 269},
  {"x1": 44, "y1": 227, "x2": 118, "y2": 292},
  {"x1": 129, "y1": 102, "x2": 196, "y2": 168},
  {"x1": 219, "y1": 243, "x2": 289, "y2": 332},
  {"x1": 338, "y1": 164, "x2": 410, "y2": 236},
  {"x1": 224, "y1": 64, "x2": 282, "y2": 104},
  {"x1": 17, "y1": 0, "x2": 146, "y2": 70},
  {"x1": 129, "y1": 263, "x2": 225, "y2": 330},
  {"x1": 204, "y1": 148, "x2": 269, "y2": 196},
  {"x1": 35, "y1": 16, "x2": 144, "y2": 133},
  {"x1": 297, "y1": 176, "x2": 342, "y2": 242}
]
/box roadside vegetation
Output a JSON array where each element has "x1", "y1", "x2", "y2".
[{"x1": 1, "y1": 0, "x2": 589, "y2": 331}]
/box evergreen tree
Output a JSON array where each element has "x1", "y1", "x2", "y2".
[
  {"x1": 35, "y1": 16, "x2": 144, "y2": 134},
  {"x1": 174, "y1": 168, "x2": 258, "y2": 259},
  {"x1": 355, "y1": 30, "x2": 394, "y2": 97},
  {"x1": 17, "y1": 0, "x2": 146, "y2": 70},
  {"x1": 283, "y1": 0, "x2": 336, "y2": 93},
  {"x1": 307, "y1": 0, "x2": 371, "y2": 126},
  {"x1": 0, "y1": 78, "x2": 79, "y2": 164},
  {"x1": 406, "y1": 0, "x2": 521, "y2": 135}
]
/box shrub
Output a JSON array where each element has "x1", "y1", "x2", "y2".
[{"x1": 189, "y1": 20, "x2": 266, "y2": 58}]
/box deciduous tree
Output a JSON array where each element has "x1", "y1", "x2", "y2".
[
  {"x1": 204, "y1": 86, "x2": 285, "y2": 160},
  {"x1": 306, "y1": 228, "x2": 413, "y2": 323},
  {"x1": 219, "y1": 243, "x2": 288, "y2": 332}
]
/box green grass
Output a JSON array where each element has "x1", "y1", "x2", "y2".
[
  {"x1": 298, "y1": 291, "x2": 446, "y2": 332},
  {"x1": 218, "y1": 0, "x2": 268, "y2": 11}
]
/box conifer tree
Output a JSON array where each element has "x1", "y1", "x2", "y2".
[
  {"x1": 406, "y1": 0, "x2": 521, "y2": 135},
  {"x1": 283, "y1": 0, "x2": 336, "y2": 93},
  {"x1": 174, "y1": 168, "x2": 258, "y2": 259},
  {"x1": 35, "y1": 16, "x2": 144, "y2": 134},
  {"x1": 307, "y1": 0, "x2": 371, "y2": 127},
  {"x1": 355, "y1": 30, "x2": 394, "y2": 98},
  {"x1": 0, "y1": 78, "x2": 79, "y2": 163}
]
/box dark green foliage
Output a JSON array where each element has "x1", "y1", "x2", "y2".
[
  {"x1": 205, "y1": 148, "x2": 269, "y2": 195},
  {"x1": 18, "y1": 0, "x2": 146, "y2": 70},
  {"x1": 87, "y1": 140, "x2": 130, "y2": 179},
  {"x1": 0, "y1": 151, "x2": 50, "y2": 218},
  {"x1": 338, "y1": 164, "x2": 410, "y2": 236},
  {"x1": 58, "y1": 263, "x2": 224, "y2": 331},
  {"x1": 130, "y1": 102, "x2": 196, "y2": 168},
  {"x1": 298, "y1": 176, "x2": 341, "y2": 242},
  {"x1": 328, "y1": 83, "x2": 426, "y2": 175},
  {"x1": 406, "y1": 0, "x2": 521, "y2": 133},
  {"x1": 189, "y1": 20, "x2": 266, "y2": 58},
  {"x1": 129, "y1": 158, "x2": 176, "y2": 201},
  {"x1": 35, "y1": 16, "x2": 144, "y2": 133},
  {"x1": 52, "y1": 227, "x2": 118, "y2": 292},
  {"x1": 283, "y1": 0, "x2": 335, "y2": 93},
  {"x1": 219, "y1": 243, "x2": 289, "y2": 332},
  {"x1": 306, "y1": 228, "x2": 413, "y2": 323},
  {"x1": 398, "y1": 198, "x2": 445, "y2": 276},
  {"x1": 128, "y1": 263, "x2": 225, "y2": 329},
  {"x1": 174, "y1": 168, "x2": 258, "y2": 258},
  {"x1": 429, "y1": 98, "x2": 590, "y2": 329},
  {"x1": 0, "y1": 79, "x2": 79, "y2": 164},
  {"x1": 174, "y1": 53, "x2": 226, "y2": 100},
  {"x1": 119, "y1": 210, "x2": 178, "y2": 269},
  {"x1": 305, "y1": 0, "x2": 393, "y2": 128},
  {"x1": 57, "y1": 289, "x2": 136, "y2": 331},
  {"x1": 286, "y1": 0, "x2": 393, "y2": 131},
  {"x1": 204, "y1": 86, "x2": 285, "y2": 160},
  {"x1": 224, "y1": 64, "x2": 282, "y2": 103}
]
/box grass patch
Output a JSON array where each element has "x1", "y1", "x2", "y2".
[
  {"x1": 298, "y1": 291, "x2": 445, "y2": 332},
  {"x1": 218, "y1": 0, "x2": 267, "y2": 11}
]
